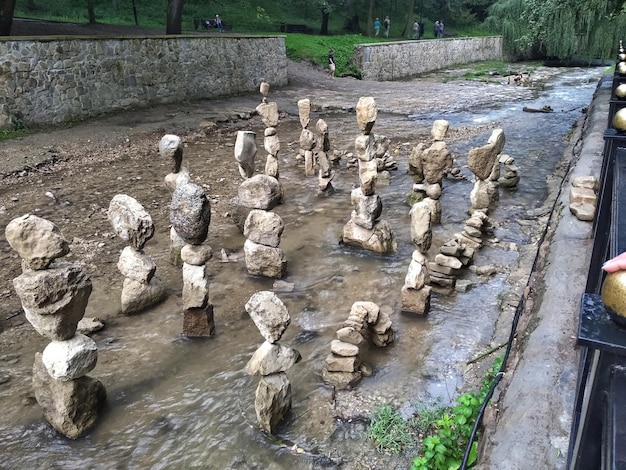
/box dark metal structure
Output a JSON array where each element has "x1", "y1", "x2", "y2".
[{"x1": 568, "y1": 45, "x2": 626, "y2": 470}]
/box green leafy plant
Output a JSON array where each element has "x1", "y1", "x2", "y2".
[
  {"x1": 368, "y1": 404, "x2": 414, "y2": 454},
  {"x1": 411, "y1": 356, "x2": 504, "y2": 470}
]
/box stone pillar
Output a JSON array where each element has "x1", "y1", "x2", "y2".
[
  {"x1": 255, "y1": 81, "x2": 281, "y2": 179},
  {"x1": 108, "y1": 194, "x2": 166, "y2": 314},
  {"x1": 340, "y1": 97, "x2": 396, "y2": 254},
  {"x1": 5, "y1": 214, "x2": 106, "y2": 438},
  {"x1": 244, "y1": 291, "x2": 301, "y2": 433},
  {"x1": 170, "y1": 182, "x2": 215, "y2": 337},
  {"x1": 160, "y1": 134, "x2": 190, "y2": 265},
  {"x1": 234, "y1": 130, "x2": 258, "y2": 179},
  {"x1": 315, "y1": 118, "x2": 335, "y2": 193},
  {"x1": 468, "y1": 128, "x2": 505, "y2": 213},
  {"x1": 297, "y1": 98, "x2": 317, "y2": 176}
]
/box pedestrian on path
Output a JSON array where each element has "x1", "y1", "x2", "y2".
[
  {"x1": 328, "y1": 49, "x2": 335, "y2": 79},
  {"x1": 215, "y1": 14, "x2": 224, "y2": 32},
  {"x1": 373, "y1": 17, "x2": 381, "y2": 37},
  {"x1": 383, "y1": 16, "x2": 390, "y2": 38}
]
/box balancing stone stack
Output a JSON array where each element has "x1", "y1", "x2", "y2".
[
  {"x1": 297, "y1": 98, "x2": 317, "y2": 176},
  {"x1": 108, "y1": 194, "x2": 166, "y2": 314},
  {"x1": 5, "y1": 214, "x2": 106, "y2": 438},
  {"x1": 468, "y1": 128, "x2": 505, "y2": 213},
  {"x1": 340, "y1": 97, "x2": 396, "y2": 255},
  {"x1": 160, "y1": 134, "x2": 190, "y2": 265},
  {"x1": 315, "y1": 118, "x2": 335, "y2": 193},
  {"x1": 256, "y1": 81, "x2": 281, "y2": 179},
  {"x1": 245, "y1": 291, "x2": 301, "y2": 433},
  {"x1": 170, "y1": 182, "x2": 215, "y2": 337}
]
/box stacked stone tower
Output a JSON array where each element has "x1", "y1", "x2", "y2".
[
  {"x1": 244, "y1": 291, "x2": 301, "y2": 433},
  {"x1": 256, "y1": 81, "x2": 281, "y2": 178},
  {"x1": 340, "y1": 97, "x2": 396, "y2": 255},
  {"x1": 5, "y1": 214, "x2": 106, "y2": 438},
  {"x1": 108, "y1": 194, "x2": 166, "y2": 314}
]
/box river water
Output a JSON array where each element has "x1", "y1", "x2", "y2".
[{"x1": 0, "y1": 66, "x2": 605, "y2": 469}]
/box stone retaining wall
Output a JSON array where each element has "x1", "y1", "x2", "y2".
[
  {"x1": 0, "y1": 35, "x2": 287, "y2": 128},
  {"x1": 355, "y1": 36, "x2": 503, "y2": 81}
]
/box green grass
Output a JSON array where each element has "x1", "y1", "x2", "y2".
[{"x1": 369, "y1": 404, "x2": 415, "y2": 454}]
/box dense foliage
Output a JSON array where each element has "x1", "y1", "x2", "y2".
[
  {"x1": 12, "y1": 0, "x2": 496, "y2": 37},
  {"x1": 485, "y1": 0, "x2": 626, "y2": 60}
]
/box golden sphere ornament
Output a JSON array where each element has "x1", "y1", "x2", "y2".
[
  {"x1": 618, "y1": 61, "x2": 626, "y2": 75},
  {"x1": 617, "y1": 84, "x2": 626, "y2": 99},
  {"x1": 601, "y1": 270, "x2": 626, "y2": 325},
  {"x1": 613, "y1": 107, "x2": 626, "y2": 131}
]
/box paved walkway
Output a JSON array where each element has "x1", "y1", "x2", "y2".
[{"x1": 476, "y1": 76, "x2": 611, "y2": 469}]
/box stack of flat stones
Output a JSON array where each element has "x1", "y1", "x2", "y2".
[
  {"x1": 170, "y1": 182, "x2": 215, "y2": 337},
  {"x1": 372, "y1": 134, "x2": 398, "y2": 172},
  {"x1": 297, "y1": 98, "x2": 317, "y2": 176},
  {"x1": 108, "y1": 194, "x2": 166, "y2": 314},
  {"x1": 322, "y1": 301, "x2": 394, "y2": 389},
  {"x1": 5, "y1": 214, "x2": 106, "y2": 438},
  {"x1": 315, "y1": 118, "x2": 334, "y2": 193},
  {"x1": 341, "y1": 97, "x2": 396, "y2": 255},
  {"x1": 569, "y1": 175, "x2": 599, "y2": 221},
  {"x1": 256, "y1": 81, "x2": 281, "y2": 179},
  {"x1": 428, "y1": 211, "x2": 495, "y2": 295},
  {"x1": 244, "y1": 291, "x2": 301, "y2": 433},
  {"x1": 497, "y1": 154, "x2": 520, "y2": 189},
  {"x1": 160, "y1": 134, "x2": 190, "y2": 265},
  {"x1": 468, "y1": 128, "x2": 505, "y2": 213}
]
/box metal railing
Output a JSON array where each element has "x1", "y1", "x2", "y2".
[{"x1": 567, "y1": 48, "x2": 626, "y2": 470}]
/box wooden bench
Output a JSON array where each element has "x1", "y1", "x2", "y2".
[{"x1": 279, "y1": 23, "x2": 313, "y2": 34}]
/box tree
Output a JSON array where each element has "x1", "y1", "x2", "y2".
[
  {"x1": 0, "y1": 0, "x2": 16, "y2": 36},
  {"x1": 166, "y1": 0, "x2": 185, "y2": 34},
  {"x1": 485, "y1": 0, "x2": 626, "y2": 60},
  {"x1": 320, "y1": 1, "x2": 330, "y2": 35},
  {"x1": 87, "y1": 0, "x2": 96, "y2": 24}
]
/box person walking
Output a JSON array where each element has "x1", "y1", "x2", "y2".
[
  {"x1": 215, "y1": 14, "x2": 224, "y2": 32},
  {"x1": 418, "y1": 20, "x2": 424, "y2": 39},
  {"x1": 383, "y1": 16, "x2": 391, "y2": 38},
  {"x1": 439, "y1": 21, "x2": 444, "y2": 38},
  {"x1": 327, "y1": 48, "x2": 336, "y2": 79},
  {"x1": 373, "y1": 17, "x2": 381, "y2": 37},
  {"x1": 412, "y1": 20, "x2": 419, "y2": 39},
  {"x1": 434, "y1": 20, "x2": 440, "y2": 38}
]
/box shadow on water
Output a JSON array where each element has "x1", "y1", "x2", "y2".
[{"x1": 0, "y1": 66, "x2": 605, "y2": 469}]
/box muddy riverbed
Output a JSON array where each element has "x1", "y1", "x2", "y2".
[{"x1": 0, "y1": 54, "x2": 606, "y2": 469}]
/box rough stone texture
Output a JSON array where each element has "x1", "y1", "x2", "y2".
[
  {"x1": 350, "y1": 189, "x2": 382, "y2": 230},
  {"x1": 404, "y1": 258, "x2": 429, "y2": 290},
  {"x1": 468, "y1": 129, "x2": 506, "y2": 180},
  {"x1": 245, "y1": 341, "x2": 301, "y2": 376},
  {"x1": 170, "y1": 183, "x2": 212, "y2": 245},
  {"x1": 42, "y1": 334, "x2": 98, "y2": 381},
  {"x1": 5, "y1": 214, "x2": 69, "y2": 270},
  {"x1": 164, "y1": 167, "x2": 191, "y2": 193},
  {"x1": 245, "y1": 291, "x2": 290, "y2": 344},
  {"x1": 431, "y1": 119, "x2": 449, "y2": 141},
  {"x1": 244, "y1": 210, "x2": 285, "y2": 247},
  {"x1": 356, "y1": 97, "x2": 377, "y2": 134},
  {"x1": 570, "y1": 202, "x2": 595, "y2": 221},
  {"x1": 354, "y1": 37, "x2": 502, "y2": 81},
  {"x1": 14, "y1": 263, "x2": 92, "y2": 341},
  {"x1": 234, "y1": 130, "x2": 258, "y2": 179},
  {"x1": 358, "y1": 159, "x2": 378, "y2": 196},
  {"x1": 244, "y1": 239, "x2": 288, "y2": 279},
  {"x1": 180, "y1": 244, "x2": 213, "y2": 266},
  {"x1": 422, "y1": 142, "x2": 453, "y2": 184},
  {"x1": 321, "y1": 368, "x2": 362, "y2": 389},
  {"x1": 401, "y1": 285, "x2": 432, "y2": 314},
  {"x1": 355, "y1": 134, "x2": 376, "y2": 162},
  {"x1": 182, "y1": 305, "x2": 215, "y2": 337},
  {"x1": 341, "y1": 219, "x2": 397, "y2": 255},
  {"x1": 255, "y1": 373, "x2": 292, "y2": 434},
  {"x1": 117, "y1": 246, "x2": 156, "y2": 284},
  {"x1": 108, "y1": 194, "x2": 155, "y2": 250},
  {"x1": 182, "y1": 263, "x2": 209, "y2": 310},
  {"x1": 569, "y1": 186, "x2": 597, "y2": 205},
  {"x1": 571, "y1": 175, "x2": 599, "y2": 191},
  {"x1": 255, "y1": 102, "x2": 279, "y2": 128},
  {"x1": 325, "y1": 354, "x2": 361, "y2": 372},
  {"x1": 297, "y1": 99, "x2": 311, "y2": 129},
  {"x1": 352, "y1": 301, "x2": 381, "y2": 324},
  {"x1": 32, "y1": 353, "x2": 106, "y2": 439},
  {"x1": 158, "y1": 134, "x2": 183, "y2": 173},
  {"x1": 299, "y1": 128, "x2": 316, "y2": 150},
  {"x1": 409, "y1": 200, "x2": 433, "y2": 252},
  {"x1": 336, "y1": 327, "x2": 364, "y2": 345},
  {"x1": 238, "y1": 174, "x2": 283, "y2": 210},
  {"x1": 330, "y1": 340, "x2": 359, "y2": 357},
  {"x1": 0, "y1": 36, "x2": 288, "y2": 128},
  {"x1": 264, "y1": 133, "x2": 280, "y2": 156},
  {"x1": 435, "y1": 253, "x2": 463, "y2": 269},
  {"x1": 121, "y1": 277, "x2": 166, "y2": 315}
]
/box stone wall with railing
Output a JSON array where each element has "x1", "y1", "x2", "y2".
[
  {"x1": 0, "y1": 35, "x2": 287, "y2": 128},
  {"x1": 355, "y1": 36, "x2": 503, "y2": 81}
]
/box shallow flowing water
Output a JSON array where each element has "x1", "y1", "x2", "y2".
[{"x1": 0, "y1": 66, "x2": 605, "y2": 469}]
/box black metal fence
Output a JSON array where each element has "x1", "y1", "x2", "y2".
[{"x1": 568, "y1": 45, "x2": 626, "y2": 469}]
